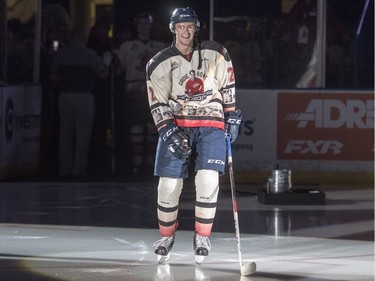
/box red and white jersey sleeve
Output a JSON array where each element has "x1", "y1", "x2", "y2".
[{"x1": 146, "y1": 40, "x2": 236, "y2": 132}]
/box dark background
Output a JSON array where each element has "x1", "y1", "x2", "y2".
[{"x1": 42, "y1": 0, "x2": 369, "y2": 34}]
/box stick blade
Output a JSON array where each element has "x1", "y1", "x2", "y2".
[{"x1": 241, "y1": 262, "x2": 256, "y2": 276}]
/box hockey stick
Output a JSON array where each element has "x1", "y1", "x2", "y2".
[
  {"x1": 226, "y1": 135, "x2": 256, "y2": 276},
  {"x1": 109, "y1": 57, "x2": 116, "y2": 175}
]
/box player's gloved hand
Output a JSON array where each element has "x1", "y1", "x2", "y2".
[
  {"x1": 102, "y1": 51, "x2": 114, "y2": 67},
  {"x1": 160, "y1": 124, "x2": 191, "y2": 159},
  {"x1": 225, "y1": 109, "x2": 242, "y2": 143}
]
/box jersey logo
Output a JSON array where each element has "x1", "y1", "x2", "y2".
[
  {"x1": 176, "y1": 69, "x2": 211, "y2": 102},
  {"x1": 171, "y1": 61, "x2": 178, "y2": 71},
  {"x1": 185, "y1": 70, "x2": 204, "y2": 97}
]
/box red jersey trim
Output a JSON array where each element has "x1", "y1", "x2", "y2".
[{"x1": 176, "y1": 119, "x2": 224, "y2": 130}]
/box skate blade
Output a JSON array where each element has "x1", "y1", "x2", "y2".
[
  {"x1": 157, "y1": 253, "x2": 170, "y2": 264},
  {"x1": 195, "y1": 255, "x2": 206, "y2": 265}
]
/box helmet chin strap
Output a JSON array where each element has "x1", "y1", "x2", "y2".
[
  {"x1": 197, "y1": 41, "x2": 202, "y2": 70},
  {"x1": 193, "y1": 31, "x2": 202, "y2": 70}
]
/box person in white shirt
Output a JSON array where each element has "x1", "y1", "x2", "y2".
[{"x1": 115, "y1": 12, "x2": 167, "y2": 175}]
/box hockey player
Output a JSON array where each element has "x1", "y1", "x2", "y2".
[
  {"x1": 146, "y1": 7, "x2": 242, "y2": 264},
  {"x1": 115, "y1": 12, "x2": 167, "y2": 175}
]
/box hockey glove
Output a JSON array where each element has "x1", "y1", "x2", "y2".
[
  {"x1": 160, "y1": 124, "x2": 191, "y2": 160},
  {"x1": 225, "y1": 109, "x2": 242, "y2": 143}
]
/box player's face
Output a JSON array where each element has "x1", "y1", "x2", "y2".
[{"x1": 174, "y1": 22, "x2": 196, "y2": 48}]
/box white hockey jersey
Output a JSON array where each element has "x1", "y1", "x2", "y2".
[
  {"x1": 116, "y1": 39, "x2": 167, "y2": 93},
  {"x1": 146, "y1": 40, "x2": 236, "y2": 132}
]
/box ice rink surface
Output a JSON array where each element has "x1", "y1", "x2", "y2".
[{"x1": 0, "y1": 180, "x2": 373, "y2": 280}]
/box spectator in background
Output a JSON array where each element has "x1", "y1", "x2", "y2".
[
  {"x1": 114, "y1": 12, "x2": 167, "y2": 176},
  {"x1": 278, "y1": 0, "x2": 342, "y2": 87},
  {"x1": 39, "y1": 3, "x2": 71, "y2": 178},
  {"x1": 87, "y1": 16, "x2": 112, "y2": 56},
  {"x1": 51, "y1": 27, "x2": 112, "y2": 179},
  {"x1": 224, "y1": 19, "x2": 264, "y2": 87},
  {"x1": 86, "y1": 16, "x2": 114, "y2": 176}
]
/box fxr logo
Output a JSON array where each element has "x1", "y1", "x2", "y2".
[
  {"x1": 284, "y1": 140, "x2": 343, "y2": 154},
  {"x1": 286, "y1": 99, "x2": 374, "y2": 128}
]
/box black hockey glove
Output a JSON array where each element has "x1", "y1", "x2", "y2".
[
  {"x1": 225, "y1": 109, "x2": 242, "y2": 143},
  {"x1": 160, "y1": 124, "x2": 191, "y2": 160}
]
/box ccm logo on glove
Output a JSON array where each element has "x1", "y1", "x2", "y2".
[
  {"x1": 225, "y1": 110, "x2": 242, "y2": 143},
  {"x1": 226, "y1": 117, "x2": 242, "y2": 125},
  {"x1": 161, "y1": 126, "x2": 179, "y2": 142},
  {"x1": 160, "y1": 124, "x2": 191, "y2": 159}
]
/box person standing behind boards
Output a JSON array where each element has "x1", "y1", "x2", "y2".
[
  {"x1": 114, "y1": 12, "x2": 167, "y2": 176},
  {"x1": 51, "y1": 26, "x2": 112, "y2": 179}
]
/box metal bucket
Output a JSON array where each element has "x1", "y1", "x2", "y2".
[{"x1": 267, "y1": 169, "x2": 292, "y2": 193}]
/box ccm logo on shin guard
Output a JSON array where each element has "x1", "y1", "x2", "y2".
[{"x1": 207, "y1": 159, "x2": 225, "y2": 165}]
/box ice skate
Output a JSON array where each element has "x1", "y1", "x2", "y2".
[
  {"x1": 194, "y1": 232, "x2": 211, "y2": 264},
  {"x1": 153, "y1": 234, "x2": 175, "y2": 264}
]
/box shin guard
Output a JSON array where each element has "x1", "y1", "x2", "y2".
[
  {"x1": 157, "y1": 177, "x2": 183, "y2": 236},
  {"x1": 195, "y1": 169, "x2": 219, "y2": 236}
]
